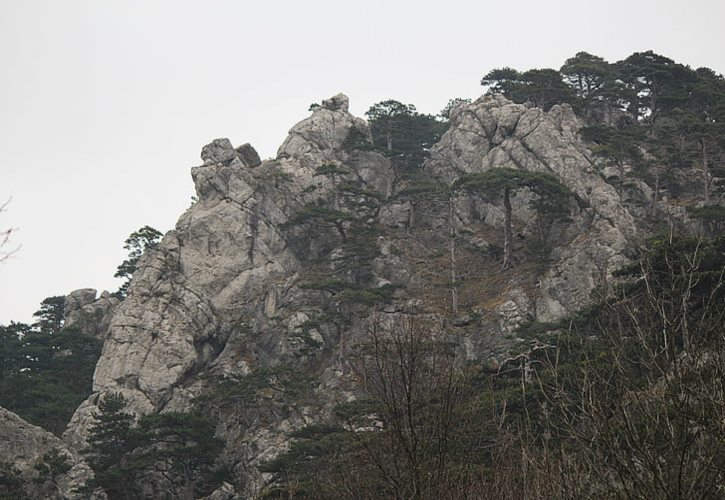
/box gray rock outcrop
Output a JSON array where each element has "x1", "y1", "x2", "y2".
[
  {"x1": 1, "y1": 407, "x2": 93, "y2": 499},
  {"x1": 60, "y1": 93, "x2": 641, "y2": 496},
  {"x1": 64, "y1": 288, "x2": 120, "y2": 339},
  {"x1": 426, "y1": 94, "x2": 637, "y2": 320},
  {"x1": 64, "y1": 95, "x2": 391, "y2": 488},
  {"x1": 277, "y1": 93, "x2": 370, "y2": 166}
]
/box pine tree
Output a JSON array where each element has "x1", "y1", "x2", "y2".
[
  {"x1": 83, "y1": 393, "x2": 139, "y2": 500},
  {"x1": 455, "y1": 168, "x2": 572, "y2": 270}
]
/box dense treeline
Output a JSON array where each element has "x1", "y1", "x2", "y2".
[
  {"x1": 78, "y1": 393, "x2": 225, "y2": 500},
  {"x1": 0, "y1": 297, "x2": 101, "y2": 435},
  {"x1": 2, "y1": 50, "x2": 724, "y2": 498},
  {"x1": 260, "y1": 234, "x2": 725, "y2": 498},
  {"x1": 257, "y1": 60, "x2": 725, "y2": 495},
  {"x1": 482, "y1": 51, "x2": 725, "y2": 205}
]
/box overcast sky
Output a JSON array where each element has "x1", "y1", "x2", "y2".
[{"x1": 1, "y1": 0, "x2": 724, "y2": 324}]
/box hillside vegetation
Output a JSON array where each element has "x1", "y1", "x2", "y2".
[{"x1": 1, "y1": 50, "x2": 724, "y2": 499}]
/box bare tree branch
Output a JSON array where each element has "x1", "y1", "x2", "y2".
[{"x1": 0, "y1": 198, "x2": 20, "y2": 263}]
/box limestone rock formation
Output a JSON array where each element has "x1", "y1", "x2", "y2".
[
  {"x1": 64, "y1": 288, "x2": 120, "y2": 339},
  {"x1": 426, "y1": 94, "x2": 637, "y2": 320},
  {"x1": 1, "y1": 407, "x2": 93, "y2": 499},
  {"x1": 59, "y1": 93, "x2": 643, "y2": 496},
  {"x1": 277, "y1": 92, "x2": 370, "y2": 166},
  {"x1": 64, "y1": 95, "x2": 391, "y2": 488}
]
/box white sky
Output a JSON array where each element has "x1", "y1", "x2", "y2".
[{"x1": 1, "y1": 0, "x2": 724, "y2": 324}]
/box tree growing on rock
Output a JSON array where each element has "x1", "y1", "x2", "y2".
[
  {"x1": 678, "y1": 67, "x2": 725, "y2": 202},
  {"x1": 83, "y1": 393, "x2": 224, "y2": 500},
  {"x1": 481, "y1": 67, "x2": 577, "y2": 111},
  {"x1": 135, "y1": 412, "x2": 224, "y2": 500},
  {"x1": 365, "y1": 100, "x2": 447, "y2": 171},
  {"x1": 0, "y1": 296, "x2": 102, "y2": 435},
  {"x1": 34, "y1": 448, "x2": 72, "y2": 497},
  {"x1": 455, "y1": 168, "x2": 572, "y2": 270},
  {"x1": 114, "y1": 225, "x2": 163, "y2": 297},
  {"x1": 83, "y1": 392, "x2": 139, "y2": 499},
  {"x1": 32, "y1": 296, "x2": 66, "y2": 334}
]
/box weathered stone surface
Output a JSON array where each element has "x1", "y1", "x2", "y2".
[
  {"x1": 64, "y1": 289, "x2": 119, "y2": 339},
  {"x1": 235, "y1": 143, "x2": 262, "y2": 167},
  {"x1": 426, "y1": 94, "x2": 637, "y2": 320},
  {"x1": 62, "y1": 92, "x2": 646, "y2": 496},
  {"x1": 277, "y1": 93, "x2": 370, "y2": 166},
  {"x1": 322, "y1": 93, "x2": 349, "y2": 111},
  {"x1": 1, "y1": 407, "x2": 93, "y2": 499},
  {"x1": 199, "y1": 482, "x2": 238, "y2": 500},
  {"x1": 64, "y1": 288, "x2": 97, "y2": 311},
  {"x1": 64, "y1": 95, "x2": 391, "y2": 494},
  {"x1": 201, "y1": 138, "x2": 239, "y2": 165}
]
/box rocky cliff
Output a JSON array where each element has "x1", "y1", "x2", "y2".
[
  {"x1": 0, "y1": 407, "x2": 93, "y2": 499},
  {"x1": 56, "y1": 93, "x2": 649, "y2": 496}
]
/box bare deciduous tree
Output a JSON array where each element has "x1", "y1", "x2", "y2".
[
  {"x1": 0, "y1": 199, "x2": 19, "y2": 263},
  {"x1": 350, "y1": 315, "x2": 464, "y2": 499},
  {"x1": 527, "y1": 235, "x2": 725, "y2": 498}
]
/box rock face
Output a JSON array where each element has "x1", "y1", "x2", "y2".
[
  {"x1": 1, "y1": 407, "x2": 92, "y2": 499},
  {"x1": 64, "y1": 94, "x2": 390, "y2": 490},
  {"x1": 61, "y1": 93, "x2": 641, "y2": 496},
  {"x1": 426, "y1": 95, "x2": 637, "y2": 320},
  {"x1": 277, "y1": 93, "x2": 369, "y2": 166},
  {"x1": 64, "y1": 288, "x2": 120, "y2": 339}
]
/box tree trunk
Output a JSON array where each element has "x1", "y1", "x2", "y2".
[
  {"x1": 332, "y1": 176, "x2": 340, "y2": 211},
  {"x1": 502, "y1": 187, "x2": 513, "y2": 271},
  {"x1": 702, "y1": 138, "x2": 711, "y2": 203},
  {"x1": 652, "y1": 172, "x2": 660, "y2": 209},
  {"x1": 448, "y1": 197, "x2": 458, "y2": 314}
]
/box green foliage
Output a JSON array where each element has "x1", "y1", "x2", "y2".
[
  {"x1": 365, "y1": 99, "x2": 447, "y2": 171},
  {"x1": 314, "y1": 163, "x2": 349, "y2": 177},
  {"x1": 456, "y1": 167, "x2": 573, "y2": 221},
  {"x1": 342, "y1": 126, "x2": 373, "y2": 151},
  {"x1": 455, "y1": 168, "x2": 573, "y2": 266},
  {"x1": 83, "y1": 393, "x2": 224, "y2": 500},
  {"x1": 481, "y1": 67, "x2": 577, "y2": 111},
  {"x1": 560, "y1": 51, "x2": 613, "y2": 104},
  {"x1": 581, "y1": 124, "x2": 648, "y2": 185},
  {"x1": 0, "y1": 461, "x2": 23, "y2": 500},
  {"x1": 332, "y1": 399, "x2": 381, "y2": 423},
  {"x1": 136, "y1": 412, "x2": 224, "y2": 498},
  {"x1": 688, "y1": 204, "x2": 725, "y2": 221},
  {"x1": 202, "y1": 367, "x2": 315, "y2": 408},
  {"x1": 455, "y1": 167, "x2": 571, "y2": 202},
  {"x1": 83, "y1": 392, "x2": 138, "y2": 499},
  {"x1": 482, "y1": 51, "x2": 725, "y2": 203},
  {"x1": 0, "y1": 297, "x2": 102, "y2": 435},
  {"x1": 34, "y1": 448, "x2": 72, "y2": 491},
  {"x1": 281, "y1": 205, "x2": 353, "y2": 234},
  {"x1": 114, "y1": 225, "x2": 163, "y2": 297},
  {"x1": 266, "y1": 169, "x2": 294, "y2": 188},
  {"x1": 32, "y1": 296, "x2": 65, "y2": 334}
]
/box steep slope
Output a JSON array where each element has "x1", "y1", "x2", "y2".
[
  {"x1": 1, "y1": 406, "x2": 93, "y2": 499},
  {"x1": 63, "y1": 93, "x2": 640, "y2": 495},
  {"x1": 426, "y1": 95, "x2": 637, "y2": 320}
]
